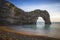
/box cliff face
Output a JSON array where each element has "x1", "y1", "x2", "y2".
[
  {"x1": 0, "y1": 0, "x2": 51, "y2": 25},
  {"x1": 0, "y1": 0, "x2": 25, "y2": 25}
]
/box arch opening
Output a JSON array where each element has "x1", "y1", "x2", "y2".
[
  {"x1": 37, "y1": 17, "x2": 45, "y2": 23},
  {"x1": 37, "y1": 17, "x2": 44, "y2": 22}
]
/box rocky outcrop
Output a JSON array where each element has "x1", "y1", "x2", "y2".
[{"x1": 0, "y1": 0, "x2": 51, "y2": 25}]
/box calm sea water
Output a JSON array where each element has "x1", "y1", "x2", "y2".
[{"x1": 9, "y1": 22, "x2": 60, "y2": 38}]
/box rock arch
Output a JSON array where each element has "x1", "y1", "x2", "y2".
[
  {"x1": 25, "y1": 9, "x2": 51, "y2": 24},
  {"x1": 0, "y1": 0, "x2": 51, "y2": 25},
  {"x1": 30, "y1": 9, "x2": 51, "y2": 24}
]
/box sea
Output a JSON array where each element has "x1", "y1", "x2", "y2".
[{"x1": 8, "y1": 22, "x2": 60, "y2": 38}]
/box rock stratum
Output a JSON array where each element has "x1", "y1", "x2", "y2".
[{"x1": 0, "y1": 0, "x2": 51, "y2": 25}]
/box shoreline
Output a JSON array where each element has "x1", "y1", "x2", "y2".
[{"x1": 0, "y1": 26, "x2": 60, "y2": 40}]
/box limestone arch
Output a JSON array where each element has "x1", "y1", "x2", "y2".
[{"x1": 32, "y1": 9, "x2": 51, "y2": 24}]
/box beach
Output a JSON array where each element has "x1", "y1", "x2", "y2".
[{"x1": 0, "y1": 23, "x2": 60, "y2": 40}]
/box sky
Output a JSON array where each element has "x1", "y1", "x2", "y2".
[{"x1": 7, "y1": 0, "x2": 60, "y2": 22}]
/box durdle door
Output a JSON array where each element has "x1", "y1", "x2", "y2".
[{"x1": 0, "y1": 0, "x2": 51, "y2": 25}]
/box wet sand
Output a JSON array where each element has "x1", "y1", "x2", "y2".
[{"x1": 0, "y1": 26, "x2": 60, "y2": 40}]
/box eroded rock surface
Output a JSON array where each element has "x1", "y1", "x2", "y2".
[{"x1": 0, "y1": 0, "x2": 51, "y2": 25}]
